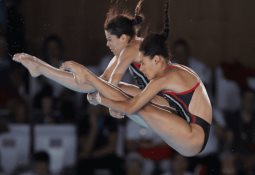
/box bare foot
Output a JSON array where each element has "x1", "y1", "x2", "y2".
[{"x1": 13, "y1": 53, "x2": 41, "y2": 77}]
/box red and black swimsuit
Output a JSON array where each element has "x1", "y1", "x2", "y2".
[
  {"x1": 161, "y1": 83, "x2": 200, "y2": 123},
  {"x1": 129, "y1": 62, "x2": 149, "y2": 89},
  {"x1": 158, "y1": 65, "x2": 211, "y2": 152}
]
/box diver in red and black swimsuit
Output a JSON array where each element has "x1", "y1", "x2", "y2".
[
  {"x1": 159, "y1": 65, "x2": 210, "y2": 152},
  {"x1": 129, "y1": 62, "x2": 210, "y2": 152}
]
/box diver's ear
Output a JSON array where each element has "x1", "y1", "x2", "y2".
[
  {"x1": 120, "y1": 34, "x2": 129, "y2": 42},
  {"x1": 153, "y1": 55, "x2": 161, "y2": 64}
]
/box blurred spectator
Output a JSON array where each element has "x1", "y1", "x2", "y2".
[
  {"x1": 76, "y1": 105, "x2": 124, "y2": 175},
  {"x1": 172, "y1": 38, "x2": 213, "y2": 97},
  {"x1": 17, "y1": 151, "x2": 52, "y2": 175},
  {"x1": 220, "y1": 152, "x2": 238, "y2": 175},
  {"x1": 169, "y1": 153, "x2": 191, "y2": 175},
  {"x1": 32, "y1": 84, "x2": 60, "y2": 124},
  {"x1": 214, "y1": 63, "x2": 241, "y2": 134},
  {"x1": 6, "y1": 98, "x2": 29, "y2": 123},
  {"x1": 220, "y1": 61, "x2": 255, "y2": 90},
  {"x1": 125, "y1": 149, "x2": 143, "y2": 175},
  {"x1": 125, "y1": 119, "x2": 173, "y2": 175},
  {"x1": 238, "y1": 153, "x2": 255, "y2": 175},
  {"x1": 32, "y1": 84, "x2": 78, "y2": 124},
  {"x1": 41, "y1": 34, "x2": 65, "y2": 67},
  {"x1": 57, "y1": 89, "x2": 77, "y2": 124},
  {"x1": 233, "y1": 88, "x2": 255, "y2": 154}
]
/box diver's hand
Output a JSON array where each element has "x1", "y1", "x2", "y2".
[{"x1": 60, "y1": 61, "x2": 90, "y2": 84}]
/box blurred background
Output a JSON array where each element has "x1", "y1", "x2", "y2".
[{"x1": 0, "y1": 0, "x2": 255, "y2": 174}]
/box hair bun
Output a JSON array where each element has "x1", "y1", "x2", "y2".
[{"x1": 132, "y1": 15, "x2": 143, "y2": 25}]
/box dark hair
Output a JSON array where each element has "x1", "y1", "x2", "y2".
[
  {"x1": 104, "y1": 0, "x2": 144, "y2": 38},
  {"x1": 139, "y1": 0, "x2": 170, "y2": 59}
]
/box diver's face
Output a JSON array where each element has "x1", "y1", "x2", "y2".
[
  {"x1": 139, "y1": 52, "x2": 157, "y2": 80},
  {"x1": 105, "y1": 30, "x2": 127, "y2": 56}
]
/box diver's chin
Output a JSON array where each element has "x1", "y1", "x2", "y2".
[
  {"x1": 115, "y1": 52, "x2": 122, "y2": 57},
  {"x1": 110, "y1": 50, "x2": 118, "y2": 56},
  {"x1": 144, "y1": 74, "x2": 150, "y2": 80}
]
